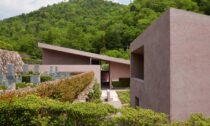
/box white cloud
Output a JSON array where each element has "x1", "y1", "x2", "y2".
[
  {"x1": 111, "y1": 0, "x2": 131, "y2": 5},
  {"x1": 0, "y1": 0, "x2": 64, "y2": 20},
  {"x1": 0, "y1": 0, "x2": 131, "y2": 20}
]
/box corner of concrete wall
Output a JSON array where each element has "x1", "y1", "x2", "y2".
[
  {"x1": 130, "y1": 8, "x2": 171, "y2": 114},
  {"x1": 170, "y1": 8, "x2": 210, "y2": 121}
]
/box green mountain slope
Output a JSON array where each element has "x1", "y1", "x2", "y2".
[{"x1": 0, "y1": 0, "x2": 208, "y2": 59}]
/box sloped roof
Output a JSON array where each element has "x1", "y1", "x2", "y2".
[{"x1": 38, "y1": 43, "x2": 130, "y2": 65}]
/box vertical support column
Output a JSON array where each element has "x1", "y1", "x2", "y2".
[{"x1": 109, "y1": 62, "x2": 112, "y2": 89}]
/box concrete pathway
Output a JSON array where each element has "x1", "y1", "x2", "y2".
[{"x1": 101, "y1": 89, "x2": 122, "y2": 108}]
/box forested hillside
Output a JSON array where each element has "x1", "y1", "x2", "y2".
[{"x1": 0, "y1": 0, "x2": 209, "y2": 59}]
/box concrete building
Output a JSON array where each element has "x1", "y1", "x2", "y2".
[
  {"x1": 38, "y1": 43, "x2": 130, "y2": 88},
  {"x1": 130, "y1": 8, "x2": 210, "y2": 121}
]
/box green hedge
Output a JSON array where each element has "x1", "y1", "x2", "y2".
[
  {"x1": 22, "y1": 75, "x2": 31, "y2": 83},
  {"x1": 0, "y1": 95, "x2": 116, "y2": 126},
  {"x1": 40, "y1": 76, "x2": 53, "y2": 82},
  {"x1": 0, "y1": 85, "x2": 7, "y2": 90},
  {"x1": 112, "y1": 78, "x2": 130, "y2": 87},
  {"x1": 22, "y1": 58, "x2": 42, "y2": 64},
  {"x1": 16, "y1": 82, "x2": 36, "y2": 89},
  {"x1": 37, "y1": 72, "x2": 94, "y2": 102},
  {"x1": 116, "y1": 108, "x2": 169, "y2": 126},
  {"x1": 0, "y1": 95, "x2": 210, "y2": 126},
  {"x1": 88, "y1": 82, "x2": 101, "y2": 102},
  {"x1": 116, "y1": 90, "x2": 130, "y2": 105},
  {"x1": 0, "y1": 40, "x2": 14, "y2": 50},
  {"x1": 22, "y1": 74, "x2": 53, "y2": 83}
]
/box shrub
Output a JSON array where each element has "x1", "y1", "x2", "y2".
[
  {"x1": 88, "y1": 82, "x2": 101, "y2": 102},
  {"x1": 0, "y1": 85, "x2": 7, "y2": 90},
  {"x1": 112, "y1": 78, "x2": 130, "y2": 87},
  {"x1": 36, "y1": 72, "x2": 94, "y2": 102},
  {"x1": 67, "y1": 103, "x2": 117, "y2": 126},
  {"x1": 40, "y1": 76, "x2": 53, "y2": 82},
  {"x1": 0, "y1": 95, "x2": 70, "y2": 126},
  {"x1": 169, "y1": 114, "x2": 210, "y2": 126},
  {"x1": 0, "y1": 94, "x2": 210, "y2": 126},
  {"x1": 116, "y1": 107, "x2": 169, "y2": 126},
  {"x1": 0, "y1": 95, "x2": 117, "y2": 126},
  {"x1": 21, "y1": 75, "x2": 31, "y2": 83},
  {"x1": 0, "y1": 40, "x2": 14, "y2": 50},
  {"x1": 22, "y1": 58, "x2": 42, "y2": 64},
  {"x1": 16, "y1": 82, "x2": 35, "y2": 89},
  {"x1": 116, "y1": 90, "x2": 130, "y2": 105}
]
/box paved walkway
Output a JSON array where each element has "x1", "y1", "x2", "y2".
[{"x1": 101, "y1": 89, "x2": 122, "y2": 108}]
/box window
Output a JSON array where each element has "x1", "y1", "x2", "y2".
[{"x1": 131, "y1": 46, "x2": 144, "y2": 80}]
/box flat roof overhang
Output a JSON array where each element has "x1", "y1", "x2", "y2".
[{"x1": 38, "y1": 43, "x2": 130, "y2": 65}]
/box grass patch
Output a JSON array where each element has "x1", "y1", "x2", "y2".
[{"x1": 116, "y1": 90, "x2": 130, "y2": 105}]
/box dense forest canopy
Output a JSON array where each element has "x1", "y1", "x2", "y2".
[{"x1": 0, "y1": 0, "x2": 209, "y2": 59}]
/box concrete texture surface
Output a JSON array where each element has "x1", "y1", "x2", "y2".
[
  {"x1": 130, "y1": 8, "x2": 210, "y2": 121},
  {"x1": 38, "y1": 43, "x2": 130, "y2": 87},
  {"x1": 101, "y1": 89, "x2": 122, "y2": 108},
  {"x1": 29, "y1": 65, "x2": 101, "y2": 84}
]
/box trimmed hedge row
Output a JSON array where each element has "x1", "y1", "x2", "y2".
[
  {"x1": 0, "y1": 95, "x2": 116, "y2": 126},
  {"x1": 0, "y1": 95, "x2": 209, "y2": 126},
  {"x1": 112, "y1": 78, "x2": 130, "y2": 88},
  {"x1": 36, "y1": 72, "x2": 94, "y2": 102},
  {"x1": 16, "y1": 82, "x2": 36, "y2": 89},
  {"x1": 0, "y1": 72, "x2": 94, "y2": 103},
  {"x1": 22, "y1": 75, "x2": 53, "y2": 83},
  {"x1": 116, "y1": 108, "x2": 169, "y2": 126}
]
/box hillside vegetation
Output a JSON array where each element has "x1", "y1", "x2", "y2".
[{"x1": 0, "y1": 0, "x2": 209, "y2": 59}]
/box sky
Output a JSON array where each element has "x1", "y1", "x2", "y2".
[{"x1": 0, "y1": 0, "x2": 131, "y2": 20}]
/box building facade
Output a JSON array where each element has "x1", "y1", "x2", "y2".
[
  {"x1": 38, "y1": 43, "x2": 130, "y2": 88},
  {"x1": 130, "y1": 8, "x2": 210, "y2": 120}
]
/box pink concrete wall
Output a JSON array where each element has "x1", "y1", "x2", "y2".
[
  {"x1": 42, "y1": 49, "x2": 90, "y2": 65},
  {"x1": 28, "y1": 65, "x2": 101, "y2": 84},
  {"x1": 170, "y1": 9, "x2": 210, "y2": 120},
  {"x1": 109, "y1": 62, "x2": 130, "y2": 82},
  {"x1": 130, "y1": 8, "x2": 210, "y2": 121},
  {"x1": 130, "y1": 9, "x2": 171, "y2": 116}
]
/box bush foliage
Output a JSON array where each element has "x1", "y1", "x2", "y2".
[
  {"x1": 0, "y1": 85, "x2": 7, "y2": 90},
  {"x1": 116, "y1": 107, "x2": 169, "y2": 126},
  {"x1": 0, "y1": 71, "x2": 210, "y2": 125},
  {"x1": 16, "y1": 82, "x2": 36, "y2": 89},
  {"x1": 112, "y1": 80, "x2": 130, "y2": 88},
  {"x1": 36, "y1": 72, "x2": 94, "y2": 102},
  {"x1": 22, "y1": 73, "x2": 53, "y2": 83},
  {"x1": 0, "y1": 95, "x2": 210, "y2": 125},
  {"x1": 116, "y1": 90, "x2": 130, "y2": 105},
  {"x1": 40, "y1": 76, "x2": 53, "y2": 82},
  {"x1": 87, "y1": 82, "x2": 101, "y2": 103},
  {"x1": 0, "y1": 40, "x2": 14, "y2": 50},
  {"x1": 0, "y1": 95, "x2": 117, "y2": 126},
  {"x1": 21, "y1": 75, "x2": 31, "y2": 83}
]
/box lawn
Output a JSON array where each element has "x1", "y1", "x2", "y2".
[{"x1": 116, "y1": 90, "x2": 130, "y2": 105}]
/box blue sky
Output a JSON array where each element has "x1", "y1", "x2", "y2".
[{"x1": 0, "y1": 0, "x2": 131, "y2": 20}]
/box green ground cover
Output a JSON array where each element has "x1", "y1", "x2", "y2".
[{"x1": 117, "y1": 90, "x2": 130, "y2": 105}]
